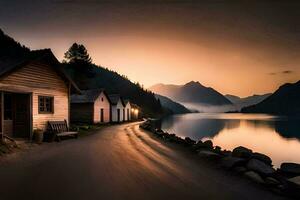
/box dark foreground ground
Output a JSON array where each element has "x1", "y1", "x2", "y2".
[{"x1": 0, "y1": 122, "x2": 289, "y2": 200}]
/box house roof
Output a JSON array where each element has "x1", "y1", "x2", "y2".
[
  {"x1": 108, "y1": 94, "x2": 125, "y2": 106},
  {"x1": 0, "y1": 49, "x2": 81, "y2": 93},
  {"x1": 71, "y1": 89, "x2": 110, "y2": 103},
  {"x1": 123, "y1": 99, "x2": 131, "y2": 106}
]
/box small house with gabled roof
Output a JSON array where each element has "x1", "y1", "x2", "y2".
[
  {"x1": 70, "y1": 89, "x2": 111, "y2": 124},
  {"x1": 0, "y1": 49, "x2": 80, "y2": 139},
  {"x1": 108, "y1": 94, "x2": 125, "y2": 122},
  {"x1": 123, "y1": 99, "x2": 132, "y2": 121}
]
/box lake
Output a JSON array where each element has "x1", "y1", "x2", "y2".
[{"x1": 161, "y1": 113, "x2": 300, "y2": 168}]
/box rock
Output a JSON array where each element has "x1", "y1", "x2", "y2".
[
  {"x1": 184, "y1": 137, "x2": 196, "y2": 146},
  {"x1": 222, "y1": 150, "x2": 232, "y2": 157},
  {"x1": 280, "y1": 163, "x2": 300, "y2": 176},
  {"x1": 203, "y1": 140, "x2": 213, "y2": 149},
  {"x1": 221, "y1": 156, "x2": 246, "y2": 169},
  {"x1": 244, "y1": 171, "x2": 265, "y2": 184},
  {"x1": 265, "y1": 177, "x2": 281, "y2": 186},
  {"x1": 198, "y1": 150, "x2": 221, "y2": 160},
  {"x1": 232, "y1": 146, "x2": 252, "y2": 159},
  {"x1": 246, "y1": 159, "x2": 275, "y2": 175},
  {"x1": 288, "y1": 176, "x2": 300, "y2": 186},
  {"x1": 233, "y1": 166, "x2": 247, "y2": 174},
  {"x1": 252, "y1": 152, "x2": 272, "y2": 166},
  {"x1": 214, "y1": 146, "x2": 222, "y2": 153},
  {"x1": 285, "y1": 176, "x2": 300, "y2": 198}
]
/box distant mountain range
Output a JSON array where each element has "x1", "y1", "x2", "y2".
[
  {"x1": 225, "y1": 93, "x2": 272, "y2": 111},
  {"x1": 241, "y1": 81, "x2": 300, "y2": 115},
  {"x1": 149, "y1": 81, "x2": 232, "y2": 106},
  {"x1": 155, "y1": 94, "x2": 191, "y2": 114}
]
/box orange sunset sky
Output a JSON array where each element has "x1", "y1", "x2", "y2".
[{"x1": 1, "y1": 0, "x2": 299, "y2": 97}]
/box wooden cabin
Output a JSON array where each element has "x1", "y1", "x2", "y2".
[
  {"x1": 108, "y1": 94, "x2": 125, "y2": 123},
  {"x1": 70, "y1": 89, "x2": 111, "y2": 124},
  {"x1": 123, "y1": 99, "x2": 132, "y2": 121},
  {"x1": 0, "y1": 49, "x2": 80, "y2": 140}
]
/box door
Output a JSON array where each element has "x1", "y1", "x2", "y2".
[
  {"x1": 127, "y1": 109, "x2": 130, "y2": 121},
  {"x1": 13, "y1": 93, "x2": 30, "y2": 138},
  {"x1": 100, "y1": 108, "x2": 104, "y2": 123},
  {"x1": 117, "y1": 109, "x2": 120, "y2": 122},
  {"x1": 123, "y1": 109, "x2": 125, "y2": 121}
]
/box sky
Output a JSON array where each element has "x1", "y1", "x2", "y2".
[{"x1": 1, "y1": 0, "x2": 300, "y2": 97}]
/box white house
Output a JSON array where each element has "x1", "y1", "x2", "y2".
[
  {"x1": 71, "y1": 89, "x2": 111, "y2": 124},
  {"x1": 108, "y1": 94, "x2": 125, "y2": 122},
  {"x1": 123, "y1": 99, "x2": 132, "y2": 121}
]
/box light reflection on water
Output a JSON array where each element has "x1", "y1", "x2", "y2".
[{"x1": 161, "y1": 113, "x2": 300, "y2": 167}]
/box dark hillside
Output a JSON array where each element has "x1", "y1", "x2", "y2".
[{"x1": 64, "y1": 63, "x2": 164, "y2": 117}]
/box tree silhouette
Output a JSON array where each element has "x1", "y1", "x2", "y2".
[{"x1": 64, "y1": 43, "x2": 92, "y2": 65}]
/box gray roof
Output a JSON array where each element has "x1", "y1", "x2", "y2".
[
  {"x1": 108, "y1": 94, "x2": 125, "y2": 106},
  {"x1": 71, "y1": 89, "x2": 106, "y2": 103}
]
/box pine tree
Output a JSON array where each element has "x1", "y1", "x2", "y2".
[{"x1": 64, "y1": 43, "x2": 92, "y2": 65}]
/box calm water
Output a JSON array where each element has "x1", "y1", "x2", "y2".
[{"x1": 161, "y1": 113, "x2": 300, "y2": 168}]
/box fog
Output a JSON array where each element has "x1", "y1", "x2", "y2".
[{"x1": 181, "y1": 102, "x2": 237, "y2": 113}]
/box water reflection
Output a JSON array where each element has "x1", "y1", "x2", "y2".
[{"x1": 161, "y1": 113, "x2": 300, "y2": 167}]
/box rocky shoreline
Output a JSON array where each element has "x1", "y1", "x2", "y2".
[{"x1": 140, "y1": 119, "x2": 300, "y2": 199}]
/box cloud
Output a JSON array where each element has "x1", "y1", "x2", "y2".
[
  {"x1": 282, "y1": 70, "x2": 293, "y2": 74},
  {"x1": 268, "y1": 70, "x2": 294, "y2": 75}
]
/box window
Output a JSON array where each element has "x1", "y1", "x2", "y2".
[
  {"x1": 38, "y1": 96, "x2": 54, "y2": 114},
  {"x1": 101, "y1": 97, "x2": 104, "y2": 102}
]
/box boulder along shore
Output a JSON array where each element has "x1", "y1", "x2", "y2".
[{"x1": 140, "y1": 119, "x2": 300, "y2": 199}]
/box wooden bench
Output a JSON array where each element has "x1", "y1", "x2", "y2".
[{"x1": 48, "y1": 120, "x2": 78, "y2": 142}]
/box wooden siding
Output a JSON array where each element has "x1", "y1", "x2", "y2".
[
  {"x1": 111, "y1": 100, "x2": 124, "y2": 122},
  {"x1": 0, "y1": 61, "x2": 69, "y2": 131},
  {"x1": 93, "y1": 92, "x2": 110, "y2": 123},
  {"x1": 124, "y1": 103, "x2": 131, "y2": 121},
  {"x1": 70, "y1": 103, "x2": 93, "y2": 124}
]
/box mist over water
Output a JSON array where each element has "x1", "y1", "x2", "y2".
[
  {"x1": 180, "y1": 102, "x2": 237, "y2": 113},
  {"x1": 161, "y1": 113, "x2": 300, "y2": 167}
]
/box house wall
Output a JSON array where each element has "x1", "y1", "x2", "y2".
[
  {"x1": 111, "y1": 100, "x2": 124, "y2": 122},
  {"x1": 124, "y1": 103, "x2": 131, "y2": 121},
  {"x1": 70, "y1": 103, "x2": 93, "y2": 124},
  {"x1": 0, "y1": 61, "x2": 69, "y2": 132},
  {"x1": 93, "y1": 92, "x2": 110, "y2": 123}
]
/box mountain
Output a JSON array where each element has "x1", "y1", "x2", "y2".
[
  {"x1": 241, "y1": 81, "x2": 300, "y2": 115},
  {"x1": 149, "y1": 81, "x2": 232, "y2": 106},
  {"x1": 0, "y1": 29, "x2": 164, "y2": 117},
  {"x1": 155, "y1": 94, "x2": 191, "y2": 114},
  {"x1": 64, "y1": 63, "x2": 165, "y2": 117},
  {"x1": 225, "y1": 93, "x2": 271, "y2": 111}
]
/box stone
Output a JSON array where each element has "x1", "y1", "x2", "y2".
[
  {"x1": 198, "y1": 150, "x2": 221, "y2": 160},
  {"x1": 280, "y1": 163, "x2": 300, "y2": 175},
  {"x1": 184, "y1": 137, "x2": 196, "y2": 146},
  {"x1": 265, "y1": 177, "x2": 281, "y2": 186},
  {"x1": 214, "y1": 146, "x2": 222, "y2": 153},
  {"x1": 286, "y1": 176, "x2": 300, "y2": 198},
  {"x1": 203, "y1": 140, "x2": 213, "y2": 149},
  {"x1": 244, "y1": 171, "x2": 265, "y2": 184},
  {"x1": 221, "y1": 156, "x2": 246, "y2": 169},
  {"x1": 252, "y1": 152, "x2": 272, "y2": 166},
  {"x1": 246, "y1": 158, "x2": 275, "y2": 175},
  {"x1": 288, "y1": 176, "x2": 300, "y2": 186},
  {"x1": 233, "y1": 166, "x2": 247, "y2": 173},
  {"x1": 232, "y1": 146, "x2": 252, "y2": 158}
]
